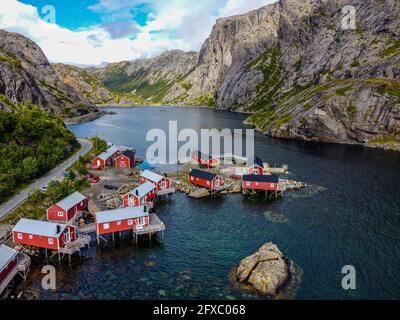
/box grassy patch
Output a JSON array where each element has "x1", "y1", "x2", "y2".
[
  {"x1": 379, "y1": 40, "x2": 400, "y2": 58},
  {"x1": 275, "y1": 114, "x2": 293, "y2": 126},
  {"x1": 346, "y1": 101, "x2": 357, "y2": 117},
  {"x1": 335, "y1": 86, "x2": 353, "y2": 96}
]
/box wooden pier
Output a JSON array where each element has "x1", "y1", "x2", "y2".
[
  {"x1": 132, "y1": 213, "x2": 165, "y2": 244},
  {"x1": 157, "y1": 187, "x2": 176, "y2": 196},
  {"x1": 0, "y1": 252, "x2": 31, "y2": 297}
]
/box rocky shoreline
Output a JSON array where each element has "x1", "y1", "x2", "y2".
[
  {"x1": 231, "y1": 242, "x2": 301, "y2": 299},
  {"x1": 63, "y1": 110, "x2": 116, "y2": 125}
]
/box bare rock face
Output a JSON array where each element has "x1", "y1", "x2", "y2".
[
  {"x1": 233, "y1": 242, "x2": 299, "y2": 298},
  {"x1": 0, "y1": 29, "x2": 97, "y2": 117}
]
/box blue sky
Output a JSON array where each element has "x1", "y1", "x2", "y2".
[{"x1": 0, "y1": 0, "x2": 275, "y2": 66}]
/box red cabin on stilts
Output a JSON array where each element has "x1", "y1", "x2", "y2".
[
  {"x1": 46, "y1": 191, "x2": 87, "y2": 223},
  {"x1": 140, "y1": 170, "x2": 171, "y2": 191},
  {"x1": 12, "y1": 219, "x2": 77, "y2": 251},
  {"x1": 95, "y1": 206, "x2": 150, "y2": 236},
  {"x1": 122, "y1": 181, "x2": 156, "y2": 207},
  {"x1": 0, "y1": 245, "x2": 17, "y2": 284},
  {"x1": 188, "y1": 169, "x2": 223, "y2": 190},
  {"x1": 242, "y1": 174, "x2": 280, "y2": 191}
]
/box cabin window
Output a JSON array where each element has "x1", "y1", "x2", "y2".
[
  {"x1": 17, "y1": 233, "x2": 23, "y2": 240},
  {"x1": 58, "y1": 211, "x2": 64, "y2": 217},
  {"x1": 246, "y1": 182, "x2": 250, "y2": 186},
  {"x1": 207, "y1": 181, "x2": 210, "y2": 185},
  {"x1": 271, "y1": 183, "x2": 275, "y2": 188},
  {"x1": 190, "y1": 177, "x2": 194, "y2": 181},
  {"x1": 128, "y1": 219, "x2": 133, "y2": 225},
  {"x1": 117, "y1": 221, "x2": 121, "y2": 226},
  {"x1": 48, "y1": 238, "x2": 54, "y2": 245},
  {"x1": 29, "y1": 234, "x2": 33, "y2": 239},
  {"x1": 80, "y1": 201, "x2": 84, "y2": 206},
  {"x1": 255, "y1": 182, "x2": 259, "y2": 186},
  {"x1": 103, "y1": 223, "x2": 110, "y2": 230}
]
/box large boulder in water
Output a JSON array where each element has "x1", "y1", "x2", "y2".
[{"x1": 232, "y1": 242, "x2": 300, "y2": 298}]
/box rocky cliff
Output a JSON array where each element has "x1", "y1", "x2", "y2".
[
  {"x1": 93, "y1": 0, "x2": 400, "y2": 150},
  {"x1": 0, "y1": 29, "x2": 97, "y2": 118}
]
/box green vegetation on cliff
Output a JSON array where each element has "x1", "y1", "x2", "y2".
[{"x1": 0, "y1": 96, "x2": 77, "y2": 204}]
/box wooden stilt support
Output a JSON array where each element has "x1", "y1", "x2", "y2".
[
  {"x1": 45, "y1": 248, "x2": 48, "y2": 259},
  {"x1": 97, "y1": 235, "x2": 100, "y2": 245},
  {"x1": 58, "y1": 252, "x2": 61, "y2": 262}
]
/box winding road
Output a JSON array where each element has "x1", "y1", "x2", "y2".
[{"x1": 0, "y1": 139, "x2": 93, "y2": 220}]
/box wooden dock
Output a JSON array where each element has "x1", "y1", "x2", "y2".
[
  {"x1": 57, "y1": 234, "x2": 91, "y2": 262},
  {"x1": 0, "y1": 252, "x2": 31, "y2": 297},
  {"x1": 133, "y1": 213, "x2": 165, "y2": 236},
  {"x1": 157, "y1": 187, "x2": 176, "y2": 196}
]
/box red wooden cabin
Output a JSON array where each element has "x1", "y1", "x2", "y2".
[
  {"x1": 0, "y1": 245, "x2": 18, "y2": 284},
  {"x1": 95, "y1": 206, "x2": 150, "y2": 235},
  {"x1": 191, "y1": 150, "x2": 220, "y2": 168},
  {"x1": 92, "y1": 152, "x2": 112, "y2": 169},
  {"x1": 12, "y1": 219, "x2": 77, "y2": 251},
  {"x1": 122, "y1": 181, "x2": 156, "y2": 207},
  {"x1": 46, "y1": 191, "x2": 87, "y2": 223},
  {"x1": 115, "y1": 150, "x2": 136, "y2": 169},
  {"x1": 242, "y1": 174, "x2": 280, "y2": 191},
  {"x1": 139, "y1": 170, "x2": 171, "y2": 191},
  {"x1": 247, "y1": 156, "x2": 264, "y2": 175},
  {"x1": 188, "y1": 169, "x2": 223, "y2": 190},
  {"x1": 105, "y1": 146, "x2": 121, "y2": 160}
]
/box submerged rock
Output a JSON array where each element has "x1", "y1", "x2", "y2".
[{"x1": 232, "y1": 242, "x2": 300, "y2": 298}]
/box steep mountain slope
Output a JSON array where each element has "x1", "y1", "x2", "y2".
[
  {"x1": 0, "y1": 29, "x2": 97, "y2": 118},
  {"x1": 90, "y1": 50, "x2": 198, "y2": 103},
  {"x1": 52, "y1": 63, "x2": 144, "y2": 106}
]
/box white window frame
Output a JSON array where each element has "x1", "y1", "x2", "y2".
[
  {"x1": 117, "y1": 221, "x2": 121, "y2": 226},
  {"x1": 128, "y1": 219, "x2": 133, "y2": 226},
  {"x1": 48, "y1": 238, "x2": 54, "y2": 245},
  {"x1": 103, "y1": 223, "x2": 110, "y2": 230},
  {"x1": 17, "y1": 233, "x2": 23, "y2": 240},
  {"x1": 207, "y1": 181, "x2": 210, "y2": 185},
  {"x1": 29, "y1": 234, "x2": 33, "y2": 240},
  {"x1": 246, "y1": 182, "x2": 250, "y2": 186},
  {"x1": 58, "y1": 211, "x2": 64, "y2": 217}
]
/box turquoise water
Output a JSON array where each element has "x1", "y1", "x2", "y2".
[{"x1": 17, "y1": 106, "x2": 400, "y2": 299}]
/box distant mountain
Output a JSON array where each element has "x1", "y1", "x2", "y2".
[
  {"x1": 0, "y1": 29, "x2": 97, "y2": 118},
  {"x1": 52, "y1": 63, "x2": 144, "y2": 106},
  {"x1": 93, "y1": 0, "x2": 400, "y2": 149},
  {"x1": 89, "y1": 50, "x2": 199, "y2": 104}
]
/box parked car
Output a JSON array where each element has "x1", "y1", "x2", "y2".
[
  {"x1": 85, "y1": 173, "x2": 100, "y2": 183},
  {"x1": 230, "y1": 174, "x2": 242, "y2": 180},
  {"x1": 104, "y1": 184, "x2": 118, "y2": 190}
]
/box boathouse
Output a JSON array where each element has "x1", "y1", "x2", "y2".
[
  {"x1": 96, "y1": 206, "x2": 149, "y2": 236},
  {"x1": 242, "y1": 174, "x2": 282, "y2": 198},
  {"x1": 247, "y1": 156, "x2": 264, "y2": 175},
  {"x1": 0, "y1": 244, "x2": 30, "y2": 297},
  {"x1": 12, "y1": 219, "x2": 77, "y2": 251},
  {"x1": 92, "y1": 151, "x2": 112, "y2": 169},
  {"x1": 139, "y1": 170, "x2": 175, "y2": 195},
  {"x1": 188, "y1": 168, "x2": 223, "y2": 190},
  {"x1": 122, "y1": 181, "x2": 156, "y2": 207},
  {"x1": 115, "y1": 149, "x2": 136, "y2": 169},
  {"x1": 46, "y1": 191, "x2": 87, "y2": 223},
  {"x1": 191, "y1": 150, "x2": 220, "y2": 168}
]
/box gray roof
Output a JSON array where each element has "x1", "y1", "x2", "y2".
[
  {"x1": 98, "y1": 151, "x2": 111, "y2": 161},
  {"x1": 130, "y1": 181, "x2": 156, "y2": 198},
  {"x1": 140, "y1": 170, "x2": 163, "y2": 183},
  {"x1": 56, "y1": 191, "x2": 86, "y2": 211},
  {"x1": 96, "y1": 206, "x2": 149, "y2": 224},
  {"x1": 106, "y1": 146, "x2": 119, "y2": 155},
  {"x1": 12, "y1": 218, "x2": 67, "y2": 238},
  {"x1": 0, "y1": 244, "x2": 17, "y2": 271}
]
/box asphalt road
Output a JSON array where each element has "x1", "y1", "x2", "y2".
[{"x1": 0, "y1": 139, "x2": 93, "y2": 220}]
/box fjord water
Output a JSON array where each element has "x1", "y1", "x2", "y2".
[{"x1": 22, "y1": 106, "x2": 400, "y2": 299}]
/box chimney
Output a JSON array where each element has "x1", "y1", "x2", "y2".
[
  {"x1": 56, "y1": 225, "x2": 61, "y2": 234},
  {"x1": 135, "y1": 189, "x2": 139, "y2": 196},
  {"x1": 144, "y1": 205, "x2": 147, "y2": 212}
]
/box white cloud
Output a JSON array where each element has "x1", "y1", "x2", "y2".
[{"x1": 0, "y1": 0, "x2": 277, "y2": 66}]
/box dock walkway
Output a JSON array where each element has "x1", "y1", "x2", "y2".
[{"x1": 0, "y1": 252, "x2": 30, "y2": 296}]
